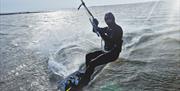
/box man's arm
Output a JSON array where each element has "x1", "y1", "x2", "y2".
[
  {"x1": 97, "y1": 28, "x2": 113, "y2": 42},
  {"x1": 92, "y1": 18, "x2": 110, "y2": 38}
]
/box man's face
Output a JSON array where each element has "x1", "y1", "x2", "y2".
[{"x1": 105, "y1": 16, "x2": 114, "y2": 26}]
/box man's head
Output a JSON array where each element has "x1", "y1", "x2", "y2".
[{"x1": 104, "y1": 12, "x2": 115, "y2": 26}]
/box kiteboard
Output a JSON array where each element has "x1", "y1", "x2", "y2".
[{"x1": 57, "y1": 63, "x2": 106, "y2": 91}]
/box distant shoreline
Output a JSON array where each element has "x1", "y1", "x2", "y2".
[
  {"x1": 0, "y1": 8, "x2": 73, "y2": 16},
  {"x1": 0, "y1": 11, "x2": 47, "y2": 16}
]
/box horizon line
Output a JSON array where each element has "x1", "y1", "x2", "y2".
[{"x1": 0, "y1": 0, "x2": 159, "y2": 14}]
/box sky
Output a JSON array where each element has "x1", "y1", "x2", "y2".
[{"x1": 0, "y1": 0, "x2": 158, "y2": 13}]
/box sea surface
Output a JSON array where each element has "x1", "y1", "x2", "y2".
[{"x1": 0, "y1": 0, "x2": 180, "y2": 91}]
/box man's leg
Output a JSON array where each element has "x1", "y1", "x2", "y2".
[
  {"x1": 81, "y1": 52, "x2": 119, "y2": 85},
  {"x1": 85, "y1": 50, "x2": 104, "y2": 67},
  {"x1": 89, "y1": 52, "x2": 119, "y2": 67}
]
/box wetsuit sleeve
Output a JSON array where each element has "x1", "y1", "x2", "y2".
[
  {"x1": 92, "y1": 27, "x2": 107, "y2": 37},
  {"x1": 97, "y1": 28, "x2": 118, "y2": 43},
  {"x1": 96, "y1": 27, "x2": 112, "y2": 42}
]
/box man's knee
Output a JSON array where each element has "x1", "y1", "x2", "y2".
[
  {"x1": 86, "y1": 53, "x2": 93, "y2": 63},
  {"x1": 86, "y1": 53, "x2": 92, "y2": 60}
]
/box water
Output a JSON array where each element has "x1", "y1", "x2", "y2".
[{"x1": 0, "y1": 0, "x2": 180, "y2": 91}]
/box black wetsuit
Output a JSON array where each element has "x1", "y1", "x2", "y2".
[{"x1": 81, "y1": 24, "x2": 123, "y2": 86}]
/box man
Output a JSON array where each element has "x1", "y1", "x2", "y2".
[{"x1": 80, "y1": 12, "x2": 123, "y2": 86}]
